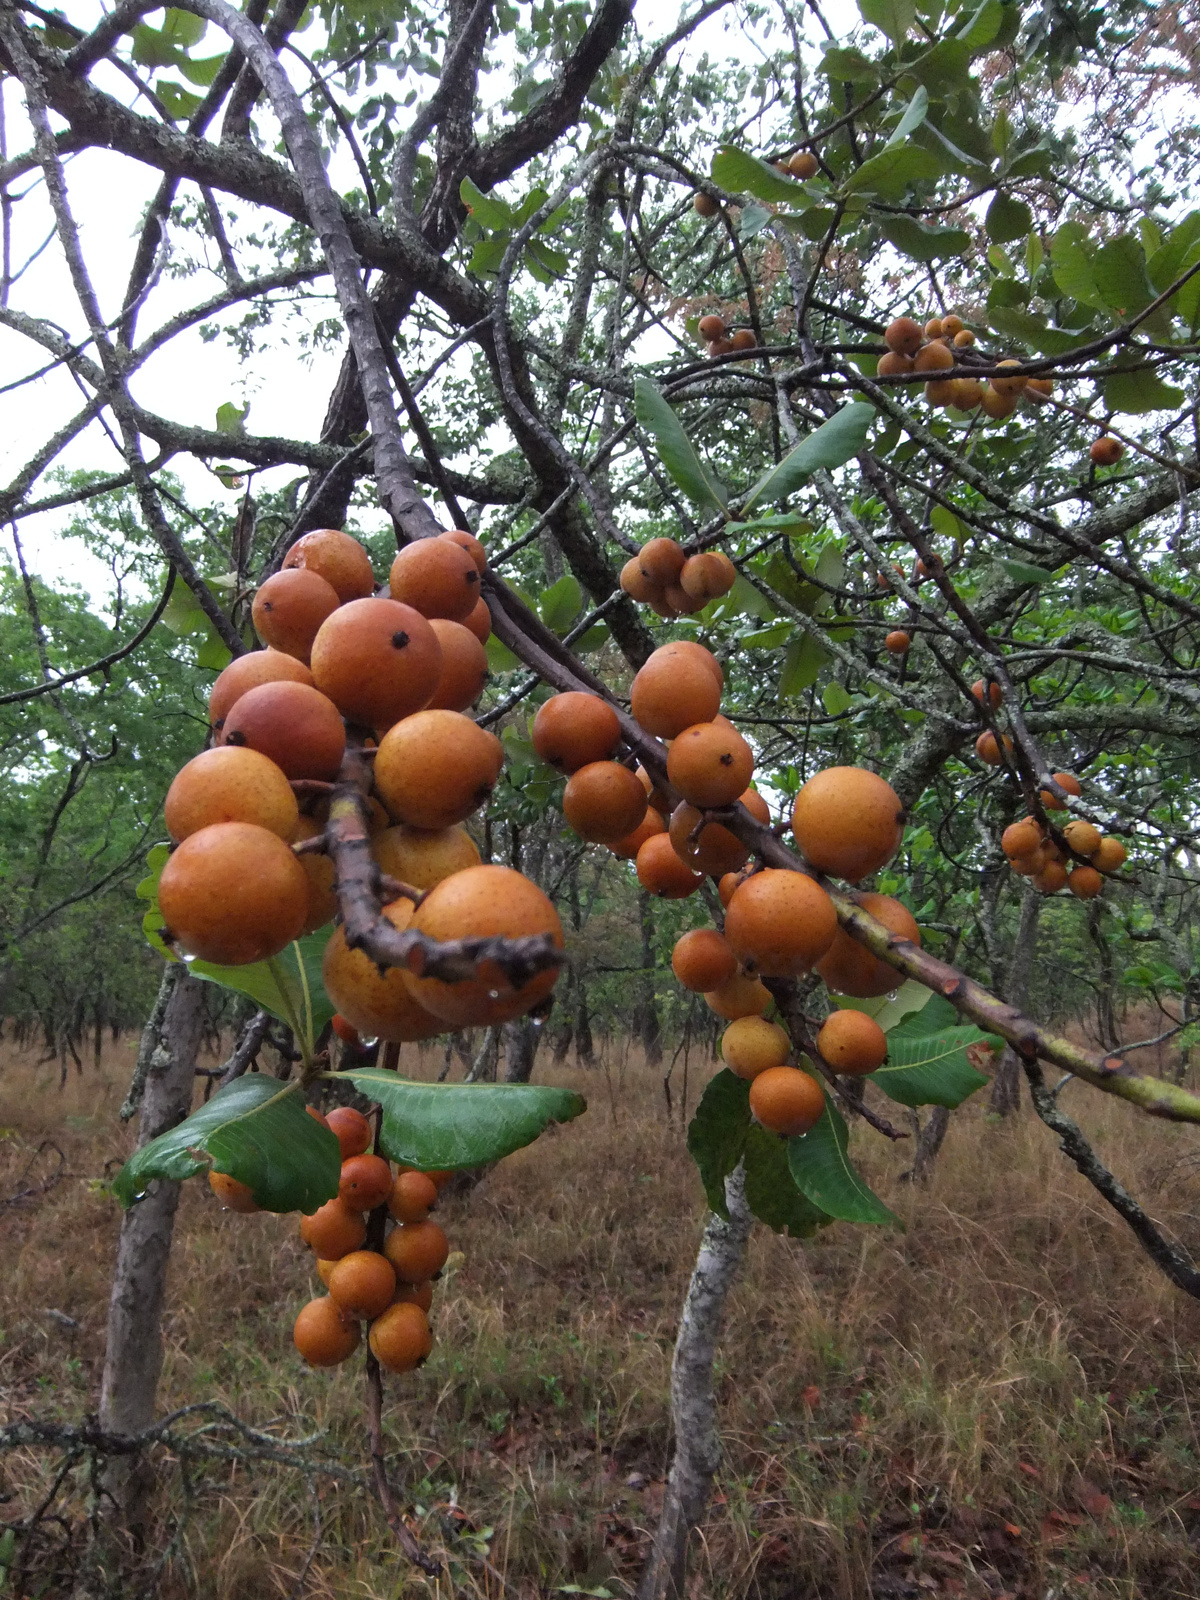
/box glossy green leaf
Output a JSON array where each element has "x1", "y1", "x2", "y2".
[
  {"x1": 687, "y1": 1068, "x2": 751, "y2": 1217},
  {"x1": 1092, "y1": 234, "x2": 1155, "y2": 318},
  {"x1": 868, "y1": 1009, "x2": 989, "y2": 1108},
  {"x1": 858, "y1": 0, "x2": 915, "y2": 42},
  {"x1": 112, "y1": 1076, "x2": 341, "y2": 1214},
  {"x1": 460, "y1": 176, "x2": 513, "y2": 231},
  {"x1": 836, "y1": 979, "x2": 935, "y2": 1033},
  {"x1": 788, "y1": 1098, "x2": 901, "y2": 1226},
  {"x1": 540, "y1": 574, "x2": 583, "y2": 633},
  {"x1": 743, "y1": 1125, "x2": 830, "y2": 1237},
  {"x1": 335, "y1": 1068, "x2": 586, "y2": 1171},
  {"x1": 1103, "y1": 366, "x2": 1186, "y2": 415},
  {"x1": 780, "y1": 633, "x2": 830, "y2": 697},
  {"x1": 995, "y1": 556, "x2": 1062, "y2": 585},
  {"x1": 634, "y1": 379, "x2": 728, "y2": 515},
  {"x1": 711, "y1": 146, "x2": 807, "y2": 205},
  {"x1": 485, "y1": 634, "x2": 521, "y2": 673},
  {"x1": 878, "y1": 214, "x2": 970, "y2": 261},
  {"x1": 843, "y1": 142, "x2": 943, "y2": 199},
  {"x1": 985, "y1": 192, "x2": 1033, "y2": 244},
  {"x1": 959, "y1": 0, "x2": 1005, "y2": 49},
  {"x1": 743, "y1": 404, "x2": 873, "y2": 511},
  {"x1": 524, "y1": 239, "x2": 569, "y2": 282},
  {"x1": 190, "y1": 933, "x2": 336, "y2": 1047},
  {"x1": 1051, "y1": 223, "x2": 1103, "y2": 308},
  {"x1": 886, "y1": 86, "x2": 929, "y2": 145}
]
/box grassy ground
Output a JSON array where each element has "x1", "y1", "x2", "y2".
[{"x1": 3, "y1": 1030, "x2": 1200, "y2": 1599}]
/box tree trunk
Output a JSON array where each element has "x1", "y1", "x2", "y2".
[
  {"x1": 906, "y1": 1104, "x2": 950, "y2": 1180},
  {"x1": 99, "y1": 966, "x2": 205, "y2": 1533},
  {"x1": 573, "y1": 980, "x2": 595, "y2": 1066},
  {"x1": 990, "y1": 884, "x2": 1041, "y2": 1116},
  {"x1": 635, "y1": 890, "x2": 662, "y2": 1066},
  {"x1": 502, "y1": 1015, "x2": 540, "y2": 1083},
  {"x1": 636, "y1": 1166, "x2": 753, "y2": 1600}
]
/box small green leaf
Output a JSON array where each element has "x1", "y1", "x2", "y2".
[
  {"x1": 868, "y1": 1011, "x2": 989, "y2": 1108},
  {"x1": 459, "y1": 175, "x2": 513, "y2": 231},
  {"x1": 179, "y1": 51, "x2": 226, "y2": 87},
  {"x1": 780, "y1": 633, "x2": 830, "y2": 697},
  {"x1": 485, "y1": 634, "x2": 521, "y2": 674},
  {"x1": 858, "y1": 0, "x2": 915, "y2": 43},
  {"x1": 743, "y1": 403, "x2": 874, "y2": 510},
  {"x1": 1051, "y1": 223, "x2": 1103, "y2": 309},
  {"x1": 743, "y1": 1125, "x2": 830, "y2": 1236},
  {"x1": 156, "y1": 79, "x2": 204, "y2": 121},
  {"x1": 835, "y1": 979, "x2": 934, "y2": 1033},
  {"x1": 986, "y1": 192, "x2": 1033, "y2": 244},
  {"x1": 195, "y1": 628, "x2": 233, "y2": 672},
  {"x1": 215, "y1": 400, "x2": 248, "y2": 434},
  {"x1": 886, "y1": 86, "x2": 929, "y2": 145},
  {"x1": 1092, "y1": 234, "x2": 1155, "y2": 318},
  {"x1": 687, "y1": 1069, "x2": 751, "y2": 1217},
  {"x1": 539, "y1": 574, "x2": 583, "y2": 633},
  {"x1": 740, "y1": 202, "x2": 772, "y2": 239},
  {"x1": 743, "y1": 620, "x2": 793, "y2": 649},
  {"x1": 788, "y1": 1098, "x2": 901, "y2": 1226},
  {"x1": 930, "y1": 504, "x2": 966, "y2": 544},
  {"x1": 112, "y1": 1076, "x2": 340, "y2": 1213},
  {"x1": 190, "y1": 933, "x2": 336, "y2": 1046},
  {"x1": 843, "y1": 142, "x2": 944, "y2": 199},
  {"x1": 878, "y1": 214, "x2": 970, "y2": 261},
  {"x1": 634, "y1": 379, "x2": 728, "y2": 516},
  {"x1": 819, "y1": 46, "x2": 878, "y2": 86},
  {"x1": 711, "y1": 146, "x2": 807, "y2": 205},
  {"x1": 823, "y1": 681, "x2": 853, "y2": 715},
  {"x1": 995, "y1": 556, "x2": 1062, "y2": 585},
  {"x1": 335, "y1": 1068, "x2": 586, "y2": 1171},
  {"x1": 1103, "y1": 366, "x2": 1185, "y2": 415}
]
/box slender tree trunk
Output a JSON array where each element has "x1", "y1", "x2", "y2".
[
  {"x1": 99, "y1": 966, "x2": 205, "y2": 1532},
  {"x1": 990, "y1": 885, "x2": 1042, "y2": 1116},
  {"x1": 635, "y1": 889, "x2": 662, "y2": 1066},
  {"x1": 501, "y1": 1015, "x2": 541, "y2": 1083},
  {"x1": 907, "y1": 1105, "x2": 949, "y2": 1180},
  {"x1": 636, "y1": 1166, "x2": 753, "y2": 1600}
]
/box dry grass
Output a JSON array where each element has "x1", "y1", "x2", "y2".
[{"x1": 3, "y1": 1032, "x2": 1200, "y2": 1599}]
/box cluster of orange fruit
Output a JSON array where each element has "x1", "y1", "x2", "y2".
[
  {"x1": 696, "y1": 313, "x2": 757, "y2": 359},
  {"x1": 157, "y1": 526, "x2": 564, "y2": 1034},
  {"x1": 1001, "y1": 783, "x2": 1126, "y2": 899},
  {"x1": 880, "y1": 315, "x2": 1052, "y2": 418},
  {"x1": 212, "y1": 1106, "x2": 450, "y2": 1373},
  {"x1": 619, "y1": 535, "x2": 737, "y2": 618}
]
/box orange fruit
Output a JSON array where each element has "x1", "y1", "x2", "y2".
[
  {"x1": 209, "y1": 649, "x2": 314, "y2": 733},
  {"x1": 293, "y1": 816, "x2": 338, "y2": 932},
  {"x1": 668, "y1": 802, "x2": 749, "y2": 878},
  {"x1": 426, "y1": 618, "x2": 488, "y2": 712},
  {"x1": 283, "y1": 528, "x2": 375, "y2": 602},
  {"x1": 1068, "y1": 865, "x2": 1104, "y2": 900},
  {"x1": 392, "y1": 1279, "x2": 435, "y2": 1311},
  {"x1": 953, "y1": 328, "x2": 976, "y2": 348},
  {"x1": 621, "y1": 557, "x2": 663, "y2": 603},
  {"x1": 384, "y1": 1220, "x2": 449, "y2": 1283},
  {"x1": 221, "y1": 680, "x2": 346, "y2": 782},
  {"x1": 300, "y1": 1198, "x2": 367, "y2": 1260},
  {"x1": 672, "y1": 927, "x2": 737, "y2": 992},
  {"x1": 980, "y1": 384, "x2": 1016, "y2": 420},
  {"x1": 1094, "y1": 837, "x2": 1126, "y2": 873},
  {"x1": 328, "y1": 1249, "x2": 396, "y2": 1319},
  {"x1": 463, "y1": 597, "x2": 491, "y2": 642},
  {"x1": 679, "y1": 552, "x2": 735, "y2": 603},
  {"x1": 991, "y1": 359, "x2": 1026, "y2": 397},
  {"x1": 1001, "y1": 819, "x2": 1042, "y2": 859},
  {"x1": 1040, "y1": 772, "x2": 1081, "y2": 811},
  {"x1": 563, "y1": 761, "x2": 647, "y2": 844},
  {"x1": 749, "y1": 1066, "x2": 825, "y2": 1136},
  {"x1": 158, "y1": 821, "x2": 308, "y2": 965},
  {"x1": 941, "y1": 314, "x2": 963, "y2": 336},
  {"x1": 914, "y1": 340, "x2": 954, "y2": 373},
  {"x1": 208, "y1": 1171, "x2": 260, "y2": 1212},
  {"x1": 371, "y1": 824, "x2": 481, "y2": 892},
  {"x1": 725, "y1": 869, "x2": 838, "y2": 976},
  {"x1": 975, "y1": 731, "x2": 1013, "y2": 766},
  {"x1": 323, "y1": 897, "x2": 445, "y2": 1042},
  {"x1": 389, "y1": 538, "x2": 480, "y2": 622},
  {"x1": 310, "y1": 598, "x2": 443, "y2": 731},
  {"x1": 884, "y1": 630, "x2": 910, "y2": 655},
  {"x1": 338, "y1": 1153, "x2": 394, "y2": 1211},
  {"x1": 532, "y1": 695, "x2": 622, "y2": 774},
  {"x1": 636, "y1": 832, "x2": 703, "y2": 898},
  {"x1": 610, "y1": 806, "x2": 666, "y2": 861},
  {"x1": 971, "y1": 679, "x2": 1002, "y2": 711},
  {"x1": 325, "y1": 1106, "x2": 372, "y2": 1159},
  {"x1": 1063, "y1": 819, "x2": 1102, "y2": 857},
  {"x1": 252, "y1": 568, "x2": 340, "y2": 664},
  {"x1": 791, "y1": 767, "x2": 904, "y2": 882},
  {"x1": 164, "y1": 745, "x2": 298, "y2": 843},
  {"x1": 718, "y1": 868, "x2": 752, "y2": 907},
  {"x1": 924, "y1": 317, "x2": 944, "y2": 339},
  {"x1": 788, "y1": 149, "x2": 818, "y2": 178},
  {"x1": 440, "y1": 528, "x2": 487, "y2": 573},
  {"x1": 1034, "y1": 860, "x2": 1068, "y2": 893},
  {"x1": 388, "y1": 1170, "x2": 439, "y2": 1224},
  {"x1": 884, "y1": 318, "x2": 923, "y2": 358},
  {"x1": 704, "y1": 970, "x2": 771, "y2": 1019},
  {"x1": 293, "y1": 1296, "x2": 361, "y2": 1366},
  {"x1": 721, "y1": 1015, "x2": 790, "y2": 1079},
  {"x1": 631, "y1": 643, "x2": 722, "y2": 738},
  {"x1": 369, "y1": 1301, "x2": 432, "y2": 1372},
  {"x1": 877, "y1": 350, "x2": 914, "y2": 377},
  {"x1": 816, "y1": 1009, "x2": 887, "y2": 1075},
  {"x1": 667, "y1": 721, "x2": 754, "y2": 808},
  {"x1": 816, "y1": 892, "x2": 920, "y2": 998},
  {"x1": 374, "y1": 710, "x2": 503, "y2": 829}
]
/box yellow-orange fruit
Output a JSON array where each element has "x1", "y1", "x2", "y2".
[
  {"x1": 389, "y1": 538, "x2": 480, "y2": 622},
  {"x1": 1040, "y1": 772, "x2": 1081, "y2": 810},
  {"x1": 389, "y1": 1169, "x2": 438, "y2": 1224},
  {"x1": 740, "y1": 789, "x2": 771, "y2": 826},
  {"x1": 884, "y1": 630, "x2": 910, "y2": 655},
  {"x1": 283, "y1": 528, "x2": 375, "y2": 602},
  {"x1": 222, "y1": 681, "x2": 346, "y2": 782},
  {"x1": 159, "y1": 821, "x2": 308, "y2": 965},
  {"x1": 1090, "y1": 435, "x2": 1124, "y2": 466},
  {"x1": 924, "y1": 318, "x2": 944, "y2": 339},
  {"x1": 316, "y1": 1258, "x2": 337, "y2": 1287},
  {"x1": 209, "y1": 649, "x2": 314, "y2": 732},
  {"x1": 680, "y1": 552, "x2": 734, "y2": 603},
  {"x1": 877, "y1": 350, "x2": 914, "y2": 377},
  {"x1": 941, "y1": 314, "x2": 964, "y2": 337},
  {"x1": 816, "y1": 892, "x2": 920, "y2": 998},
  {"x1": 402, "y1": 864, "x2": 563, "y2": 1026},
  {"x1": 1025, "y1": 376, "x2": 1053, "y2": 401},
  {"x1": 667, "y1": 721, "x2": 754, "y2": 808},
  {"x1": 636, "y1": 765, "x2": 673, "y2": 817},
  {"x1": 463, "y1": 597, "x2": 492, "y2": 642},
  {"x1": 788, "y1": 149, "x2": 818, "y2": 178},
  {"x1": 749, "y1": 1066, "x2": 826, "y2": 1136},
  {"x1": 374, "y1": 710, "x2": 503, "y2": 829},
  {"x1": 422, "y1": 619, "x2": 488, "y2": 712},
  {"x1": 725, "y1": 869, "x2": 838, "y2": 976},
  {"x1": 672, "y1": 927, "x2": 737, "y2": 992},
  {"x1": 252, "y1": 568, "x2": 340, "y2": 665},
  {"x1": 669, "y1": 802, "x2": 749, "y2": 878},
  {"x1": 638, "y1": 537, "x2": 687, "y2": 587},
  {"x1": 980, "y1": 384, "x2": 1017, "y2": 420},
  {"x1": 440, "y1": 528, "x2": 487, "y2": 573},
  {"x1": 300, "y1": 1198, "x2": 367, "y2": 1260},
  {"x1": 632, "y1": 643, "x2": 722, "y2": 738},
  {"x1": 293, "y1": 1296, "x2": 361, "y2": 1367},
  {"x1": 1009, "y1": 853, "x2": 1039, "y2": 877},
  {"x1": 1034, "y1": 860, "x2": 1068, "y2": 894},
  {"x1": 817, "y1": 1008, "x2": 887, "y2": 1075},
  {"x1": 338, "y1": 1153, "x2": 394, "y2": 1211},
  {"x1": 1063, "y1": 819, "x2": 1102, "y2": 857},
  {"x1": 704, "y1": 970, "x2": 771, "y2": 1019},
  {"x1": 323, "y1": 897, "x2": 444, "y2": 1041},
  {"x1": 1094, "y1": 836, "x2": 1126, "y2": 873},
  {"x1": 384, "y1": 1220, "x2": 449, "y2": 1283},
  {"x1": 1001, "y1": 819, "x2": 1043, "y2": 859},
  {"x1": 722, "y1": 1015, "x2": 790, "y2": 1079},
  {"x1": 328, "y1": 1250, "x2": 396, "y2": 1319},
  {"x1": 610, "y1": 806, "x2": 666, "y2": 861},
  {"x1": 636, "y1": 831, "x2": 703, "y2": 899},
  {"x1": 309, "y1": 598, "x2": 442, "y2": 732},
  {"x1": 884, "y1": 317, "x2": 924, "y2": 358},
  {"x1": 165, "y1": 745, "x2": 299, "y2": 844},
  {"x1": 975, "y1": 730, "x2": 1013, "y2": 766},
  {"x1": 718, "y1": 868, "x2": 751, "y2": 907},
  {"x1": 729, "y1": 328, "x2": 757, "y2": 353},
  {"x1": 697, "y1": 313, "x2": 726, "y2": 340},
  {"x1": 953, "y1": 329, "x2": 976, "y2": 348},
  {"x1": 208, "y1": 1170, "x2": 260, "y2": 1212},
  {"x1": 924, "y1": 379, "x2": 957, "y2": 407},
  {"x1": 532, "y1": 693, "x2": 621, "y2": 773},
  {"x1": 563, "y1": 761, "x2": 647, "y2": 844},
  {"x1": 991, "y1": 359, "x2": 1026, "y2": 397},
  {"x1": 791, "y1": 767, "x2": 904, "y2": 882},
  {"x1": 914, "y1": 340, "x2": 954, "y2": 373},
  {"x1": 325, "y1": 1106, "x2": 371, "y2": 1159},
  {"x1": 952, "y1": 378, "x2": 985, "y2": 410},
  {"x1": 392, "y1": 1280, "x2": 435, "y2": 1312},
  {"x1": 372, "y1": 824, "x2": 480, "y2": 892},
  {"x1": 1068, "y1": 865, "x2": 1104, "y2": 900},
  {"x1": 620, "y1": 557, "x2": 663, "y2": 603},
  {"x1": 369, "y1": 1301, "x2": 432, "y2": 1372},
  {"x1": 971, "y1": 679, "x2": 1002, "y2": 711},
  {"x1": 293, "y1": 816, "x2": 337, "y2": 932}
]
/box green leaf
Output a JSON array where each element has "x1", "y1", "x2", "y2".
[
  {"x1": 190, "y1": 933, "x2": 336, "y2": 1047},
  {"x1": 740, "y1": 202, "x2": 772, "y2": 239},
  {"x1": 634, "y1": 378, "x2": 728, "y2": 516},
  {"x1": 743, "y1": 1125, "x2": 830, "y2": 1236},
  {"x1": 1051, "y1": 223, "x2": 1103, "y2": 309},
  {"x1": 335, "y1": 1068, "x2": 586, "y2": 1171},
  {"x1": 485, "y1": 634, "x2": 521, "y2": 674},
  {"x1": 930, "y1": 503, "x2": 966, "y2": 544},
  {"x1": 112, "y1": 1076, "x2": 340, "y2": 1214},
  {"x1": 524, "y1": 239, "x2": 569, "y2": 283},
  {"x1": 215, "y1": 400, "x2": 248, "y2": 434},
  {"x1": 787, "y1": 206, "x2": 839, "y2": 242},
  {"x1": 836, "y1": 979, "x2": 935, "y2": 1033},
  {"x1": 868, "y1": 1011, "x2": 989, "y2": 1108},
  {"x1": 823, "y1": 681, "x2": 853, "y2": 715},
  {"x1": 959, "y1": 0, "x2": 1005, "y2": 48},
  {"x1": 886, "y1": 86, "x2": 929, "y2": 145},
  {"x1": 985, "y1": 192, "x2": 1033, "y2": 244},
  {"x1": 195, "y1": 629, "x2": 233, "y2": 672},
  {"x1": 1103, "y1": 366, "x2": 1185, "y2": 415},
  {"x1": 459, "y1": 175, "x2": 513, "y2": 231},
  {"x1": 711, "y1": 145, "x2": 808, "y2": 205},
  {"x1": 788, "y1": 1097, "x2": 900, "y2": 1225},
  {"x1": 843, "y1": 142, "x2": 944, "y2": 199},
  {"x1": 1146, "y1": 211, "x2": 1200, "y2": 293},
  {"x1": 687, "y1": 1068, "x2": 751, "y2": 1217},
  {"x1": 984, "y1": 307, "x2": 1094, "y2": 355},
  {"x1": 878, "y1": 214, "x2": 970, "y2": 261},
  {"x1": 156, "y1": 80, "x2": 204, "y2": 121},
  {"x1": 1092, "y1": 235, "x2": 1155, "y2": 318},
  {"x1": 539, "y1": 574, "x2": 583, "y2": 633},
  {"x1": 743, "y1": 403, "x2": 874, "y2": 511},
  {"x1": 161, "y1": 580, "x2": 207, "y2": 636},
  {"x1": 780, "y1": 633, "x2": 830, "y2": 697},
  {"x1": 743, "y1": 620, "x2": 792, "y2": 649},
  {"x1": 819, "y1": 46, "x2": 878, "y2": 85},
  {"x1": 995, "y1": 556, "x2": 1062, "y2": 585},
  {"x1": 179, "y1": 51, "x2": 226, "y2": 87},
  {"x1": 858, "y1": 0, "x2": 915, "y2": 42}
]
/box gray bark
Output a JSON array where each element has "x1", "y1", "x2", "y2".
[
  {"x1": 908, "y1": 1105, "x2": 950, "y2": 1180},
  {"x1": 990, "y1": 884, "x2": 1042, "y2": 1116},
  {"x1": 501, "y1": 1015, "x2": 540, "y2": 1083},
  {"x1": 636, "y1": 1167, "x2": 754, "y2": 1600}
]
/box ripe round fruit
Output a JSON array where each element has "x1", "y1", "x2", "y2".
[
  {"x1": 252, "y1": 568, "x2": 340, "y2": 664},
  {"x1": 425, "y1": 619, "x2": 488, "y2": 712},
  {"x1": 941, "y1": 314, "x2": 964, "y2": 337},
  {"x1": 971, "y1": 679, "x2": 1002, "y2": 711},
  {"x1": 300, "y1": 1198, "x2": 368, "y2": 1260},
  {"x1": 323, "y1": 898, "x2": 445, "y2": 1042},
  {"x1": 925, "y1": 379, "x2": 957, "y2": 407},
  {"x1": 293, "y1": 1296, "x2": 361, "y2": 1367},
  {"x1": 402, "y1": 864, "x2": 564, "y2": 1026},
  {"x1": 669, "y1": 802, "x2": 749, "y2": 877},
  {"x1": 463, "y1": 597, "x2": 491, "y2": 642},
  {"x1": 209, "y1": 649, "x2": 314, "y2": 732},
  {"x1": 1094, "y1": 836, "x2": 1126, "y2": 873},
  {"x1": 980, "y1": 384, "x2": 1017, "y2": 420},
  {"x1": 440, "y1": 528, "x2": 487, "y2": 573},
  {"x1": 563, "y1": 761, "x2": 647, "y2": 844},
  {"x1": 1068, "y1": 865, "x2": 1104, "y2": 900},
  {"x1": 222, "y1": 680, "x2": 346, "y2": 782},
  {"x1": 952, "y1": 379, "x2": 984, "y2": 410},
  {"x1": 884, "y1": 318, "x2": 923, "y2": 358},
  {"x1": 791, "y1": 767, "x2": 904, "y2": 882},
  {"x1": 1090, "y1": 435, "x2": 1124, "y2": 466},
  {"x1": 164, "y1": 745, "x2": 298, "y2": 844},
  {"x1": 914, "y1": 340, "x2": 954, "y2": 373},
  {"x1": 953, "y1": 328, "x2": 976, "y2": 348},
  {"x1": 697, "y1": 314, "x2": 726, "y2": 340},
  {"x1": 1002, "y1": 819, "x2": 1042, "y2": 859},
  {"x1": 392, "y1": 1280, "x2": 435, "y2": 1312},
  {"x1": 325, "y1": 1106, "x2": 372, "y2": 1159},
  {"x1": 283, "y1": 528, "x2": 375, "y2": 602},
  {"x1": 532, "y1": 692, "x2": 621, "y2": 773},
  {"x1": 975, "y1": 731, "x2": 1013, "y2": 766},
  {"x1": 730, "y1": 328, "x2": 757, "y2": 352},
  {"x1": 208, "y1": 1170, "x2": 260, "y2": 1212},
  {"x1": 638, "y1": 537, "x2": 687, "y2": 587},
  {"x1": 877, "y1": 350, "x2": 914, "y2": 376},
  {"x1": 389, "y1": 1169, "x2": 439, "y2": 1224},
  {"x1": 389, "y1": 538, "x2": 480, "y2": 622},
  {"x1": 817, "y1": 1009, "x2": 887, "y2": 1076},
  {"x1": 369, "y1": 1301, "x2": 432, "y2": 1373},
  {"x1": 328, "y1": 1249, "x2": 396, "y2": 1319},
  {"x1": 338, "y1": 1153, "x2": 394, "y2": 1211},
  {"x1": 632, "y1": 644, "x2": 722, "y2": 738},
  {"x1": 1063, "y1": 819, "x2": 1102, "y2": 857},
  {"x1": 1025, "y1": 376, "x2": 1053, "y2": 401},
  {"x1": 679, "y1": 552, "x2": 732, "y2": 603},
  {"x1": 621, "y1": 557, "x2": 662, "y2": 603},
  {"x1": 749, "y1": 1066, "x2": 825, "y2": 1137},
  {"x1": 816, "y1": 892, "x2": 921, "y2": 998},
  {"x1": 637, "y1": 765, "x2": 673, "y2": 816},
  {"x1": 309, "y1": 597, "x2": 442, "y2": 732},
  {"x1": 885, "y1": 630, "x2": 910, "y2": 656},
  {"x1": 293, "y1": 816, "x2": 337, "y2": 932},
  {"x1": 991, "y1": 359, "x2": 1026, "y2": 397},
  {"x1": 672, "y1": 927, "x2": 737, "y2": 992},
  {"x1": 374, "y1": 710, "x2": 503, "y2": 829},
  {"x1": 610, "y1": 806, "x2": 665, "y2": 860},
  {"x1": 693, "y1": 192, "x2": 720, "y2": 218},
  {"x1": 636, "y1": 831, "x2": 703, "y2": 898},
  {"x1": 1034, "y1": 860, "x2": 1068, "y2": 894},
  {"x1": 924, "y1": 317, "x2": 943, "y2": 339},
  {"x1": 722, "y1": 1015, "x2": 790, "y2": 1079},
  {"x1": 788, "y1": 149, "x2": 818, "y2": 178},
  {"x1": 667, "y1": 721, "x2": 754, "y2": 808},
  {"x1": 1040, "y1": 771, "x2": 1081, "y2": 810},
  {"x1": 384, "y1": 1219, "x2": 449, "y2": 1283},
  {"x1": 372, "y1": 823, "x2": 481, "y2": 891},
  {"x1": 159, "y1": 822, "x2": 308, "y2": 965},
  {"x1": 704, "y1": 970, "x2": 771, "y2": 1019},
  {"x1": 725, "y1": 869, "x2": 838, "y2": 976}
]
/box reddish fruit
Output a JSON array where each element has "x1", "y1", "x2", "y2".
[
  {"x1": 816, "y1": 893, "x2": 920, "y2": 998},
  {"x1": 463, "y1": 597, "x2": 491, "y2": 642},
  {"x1": 638, "y1": 538, "x2": 687, "y2": 587},
  {"x1": 667, "y1": 721, "x2": 754, "y2": 808},
  {"x1": 1094, "y1": 837, "x2": 1126, "y2": 873},
  {"x1": 679, "y1": 552, "x2": 735, "y2": 603},
  {"x1": 283, "y1": 528, "x2": 375, "y2": 602},
  {"x1": 389, "y1": 1170, "x2": 439, "y2": 1224},
  {"x1": 971, "y1": 679, "x2": 1002, "y2": 711},
  {"x1": 293, "y1": 1296, "x2": 361, "y2": 1367},
  {"x1": 325, "y1": 1106, "x2": 372, "y2": 1159},
  {"x1": 914, "y1": 340, "x2": 954, "y2": 373},
  {"x1": 425, "y1": 618, "x2": 488, "y2": 712},
  {"x1": 1040, "y1": 772, "x2": 1081, "y2": 811},
  {"x1": 221, "y1": 680, "x2": 346, "y2": 782},
  {"x1": 310, "y1": 598, "x2": 443, "y2": 731},
  {"x1": 631, "y1": 643, "x2": 722, "y2": 738},
  {"x1": 300, "y1": 1198, "x2": 367, "y2": 1260},
  {"x1": 439, "y1": 528, "x2": 487, "y2": 573},
  {"x1": 885, "y1": 630, "x2": 910, "y2": 655},
  {"x1": 669, "y1": 802, "x2": 749, "y2": 878},
  {"x1": 621, "y1": 557, "x2": 663, "y2": 603},
  {"x1": 209, "y1": 649, "x2": 314, "y2": 732},
  {"x1": 610, "y1": 806, "x2": 666, "y2": 861},
  {"x1": 697, "y1": 314, "x2": 726, "y2": 340},
  {"x1": 884, "y1": 318, "x2": 924, "y2": 358},
  {"x1": 330, "y1": 1015, "x2": 362, "y2": 1049},
  {"x1": 1002, "y1": 819, "x2": 1043, "y2": 860},
  {"x1": 877, "y1": 350, "x2": 914, "y2": 376},
  {"x1": 328, "y1": 1250, "x2": 396, "y2": 1319},
  {"x1": 374, "y1": 710, "x2": 503, "y2": 829},
  {"x1": 208, "y1": 1171, "x2": 260, "y2": 1212},
  {"x1": 338, "y1": 1153, "x2": 394, "y2": 1211},
  {"x1": 384, "y1": 1220, "x2": 449, "y2": 1283},
  {"x1": 975, "y1": 731, "x2": 1013, "y2": 766},
  {"x1": 532, "y1": 693, "x2": 622, "y2": 773},
  {"x1": 369, "y1": 1301, "x2": 432, "y2": 1372},
  {"x1": 164, "y1": 745, "x2": 298, "y2": 844},
  {"x1": 1068, "y1": 865, "x2": 1104, "y2": 900}
]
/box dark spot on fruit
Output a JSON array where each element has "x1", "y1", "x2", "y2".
[{"x1": 392, "y1": 631, "x2": 410, "y2": 649}]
